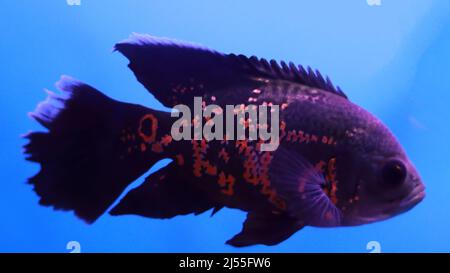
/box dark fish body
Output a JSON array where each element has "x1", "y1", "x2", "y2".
[
  {"x1": 159, "y1": 82, "x2": 370, "y2": 212},
  {"x1": 24, "y1": 34, "x2": 425, "y2": 247}
]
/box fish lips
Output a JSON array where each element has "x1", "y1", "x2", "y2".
[
  {"x1": 384, "y1": 182, "x2": 426, "y2": 216},
  {"x1": 345, "y1": 183, "x2": 426, "y2": 226},
  {"x1": 398, "y1": 183, "x2": 426, "y2": 213}
]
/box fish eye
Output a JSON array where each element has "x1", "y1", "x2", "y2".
[{"x1": 382, "y1": 160, "x2": 407, "y2": 186}]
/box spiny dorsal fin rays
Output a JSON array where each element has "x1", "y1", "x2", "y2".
[
  {"x1": 231, "y1": 54, "x2": 347, "y2": 99},
  {"x1": 114, "y1": 33, "x2": 347, "y2": 108}
]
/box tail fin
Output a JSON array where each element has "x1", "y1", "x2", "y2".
[{"x1": 24, "y1": 76, "x2": 170, "y2": 223}]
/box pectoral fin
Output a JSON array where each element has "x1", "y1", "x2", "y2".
[{"x1": 269, "y1": 146, "x2": 343, "y2": 227}]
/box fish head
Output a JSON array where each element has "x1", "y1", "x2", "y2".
[{"x1": 341, "y1": 121, "x2": 425, "y2": 226}]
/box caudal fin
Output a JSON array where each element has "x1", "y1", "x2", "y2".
[{"x1": 24, "y1": 76, "x2": 170, "y2": 223}]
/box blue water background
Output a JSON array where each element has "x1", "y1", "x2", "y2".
[{"x1": 0, "y1": 0, "x2": 449, "y2": 252}]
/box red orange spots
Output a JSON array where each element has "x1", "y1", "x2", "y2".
[
  {"x1": 244, "y1": 146, "x2": 254, "y2": 156},
  {"x1": 193, "y1": 165, "x2": 202, "y2": 177},
  {"x1": 297, "y1": 130, "x2": 304, "y2": 142},
  {"x1": 140, "y1": 143, "x2": 147, "y2": 152},
  {"x1": 200, "y1": 139, "x2": 208, "y2": 153},
  {"x1": 327, "y1": 158, "x2": 337, "y2": 182},
  {"x1": 160, "y1": 135, "x2": 173, "y2": 146},
  {"x1": 205, "y1": 163, "x2": 218, "y2": 176},
  {"x1": 218, "y1": 172, "x2": 235, "y2": 196},
  {"x1": 315, "y1": 160, "x2": 327, "y2": 173},
  {"x1": 236, "y1": 140, "x2": 248, "y2": 154},
  {"x1": 270, "y1": 194, "x2": 287, "y2": 210},
  {"x1": 218, "y1": 148, "x2": 230, "y2": 163},
  {"x1": 325, "y1": 157, "x2": 339, "y2": 205},
  {"x1": 218, "y1": 173, "x2": 226, "y2": 185},
  {"x1": 261, "y1": 184, "x2": 272, "y2": 195},
  {"x1": 296, "y1": 131, "x2": 311, "y2": 143},
  {"x1": 191, "y1": 139, "x2": 219, "y2": 178},
  {"x1": 243, "y1": 173, "x2": 259, "y2": 186},
  {"x1": 328, "y1": 137, "x2": 336, "y2": 145},
  {"x1": 279, "y1": 121, "x2": 287, "y2": 140},
  {"x1": 260, "y1": 152, "x2": 272, "y2": 166},
  {"x1": 282, "y1": 128, "x2": 336, "y2": 147},
  {"x1": 286, "y1": 130, "x2": 298, "y2": 142},
  {"x1": 240, "y1": 146, "x2": 284, "y2": 210},
  {"x1": 242, "y1": 148, "x2": 259, "y2": 186},
  {"x1": 151, "y1": 143, "x2": 163, "y2": 153},
  {"x1": 138, "y1": 114, "x2": 158, "y2": 143},
  {"x1": 302, "y1": 133, "x2": 311, "y2": 143},
  {"x1": 243, "y1": 118, "x2": 253, "y2": 129},
  {"x1": 175, "y1": 154, "x2": 184, "y2": 166},
  {"x1": 255, "y1": 139, "x2": 263, "y2": 151}
]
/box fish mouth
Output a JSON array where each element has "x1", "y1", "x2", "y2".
[
  {"x1": 399, "y1": 183, "x2": 426, "y2": 212},
  {"x1": 343, "y1": 183, "x2": 425, "y2": 226},
  {"x1": 383, "y1": 183, "x2": 425, "y2": 215}
]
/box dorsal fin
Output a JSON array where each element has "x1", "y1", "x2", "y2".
[
  {"x1": 115, "y1": 33, "x2": 347, "y2": 108},
  {"x1": 230, "y1": 54, "x2": 347, "y2": 99}
]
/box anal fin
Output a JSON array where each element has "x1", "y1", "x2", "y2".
[
  {"x1": 110, "y1": 162, "x2": 215, "y2": 219},
  {"x1": 226, "y1": 212, "x2": 304, "y2": 247}
]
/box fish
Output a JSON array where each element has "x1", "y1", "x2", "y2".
[{"x1": 23, "y1": 33, "x2": 426, "y2": 247}]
